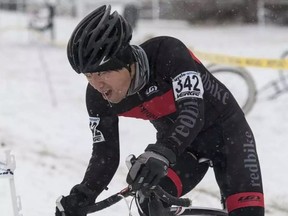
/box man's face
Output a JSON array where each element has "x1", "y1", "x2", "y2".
[{"x1": 84, "y1": 67, "x2": 132, "y2": 104}]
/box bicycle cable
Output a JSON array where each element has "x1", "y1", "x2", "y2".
[{"x1": 119, "y1": 194, "x2": 134, "y2": 216}]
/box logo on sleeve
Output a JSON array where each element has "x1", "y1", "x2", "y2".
[
  {"x1": 89, "y1": 117, "x2": 105, "y2": 143},
  {"x1": 172, "y1": 71, "x2": 204, "y2": 101},
  {"x1": 145, "y1": 85, "x2": 159, "y2": 96}
]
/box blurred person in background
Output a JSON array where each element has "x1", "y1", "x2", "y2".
[
  {"x1": 55, "y1": 5, "x2": 264, "y2": 216},
  {"x1": 123, "y1": 3, "x2": 139, "y2": 29},
  {"x1": 28, "y1": 1, "x2": 55, "y2": 41}
]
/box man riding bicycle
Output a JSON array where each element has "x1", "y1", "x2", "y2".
[{"x1": 55, "y1": 5, "x2": 265, "y2": 216}]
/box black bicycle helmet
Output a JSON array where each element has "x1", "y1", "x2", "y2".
[{"x1": 67, "y1": 5, "x2": 133, "y2": 74}]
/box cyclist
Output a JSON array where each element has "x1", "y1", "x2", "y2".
[{"x1": 55, "y1": 5, "x2": 265, "y2": 216}]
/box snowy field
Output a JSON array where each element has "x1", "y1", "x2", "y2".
[{"x1": 1, "y1": 10, "x2": 288, "y2": 216}]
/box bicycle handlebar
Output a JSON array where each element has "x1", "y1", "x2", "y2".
[
  {"x1": 80, "y1": 187, "x2": 132, "y2": 214},
  {"x1": 153, "y1": 186, "x2": 191, "y2": 207},
  {"x1": 81, "y1": 185, "x2": 191, "y2": 215}
]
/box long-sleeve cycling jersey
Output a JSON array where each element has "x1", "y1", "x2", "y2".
[{"x1": 82, "y1": 36, "x2": 243, "y2": 194}]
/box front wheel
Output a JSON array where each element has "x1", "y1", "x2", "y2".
[
  {"x1": 209, "y1": 66, "x2": 257, "y2": 115},
  {"x1": 170, "y1": 206, "x2": 228, "y2": 216}
]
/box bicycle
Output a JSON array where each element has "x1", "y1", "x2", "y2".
[
  {"x1": 57, "y1": 156, "x2": 228, "y2": 216},
  {"x1": 76, "y1": 185, "x2": 228, "y2": 216},
  {"x1": 207, "y1": 49, "x2": 288, "y2": 115}
]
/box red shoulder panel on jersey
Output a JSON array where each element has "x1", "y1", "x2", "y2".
[
  {"x1": 188, "y1": 49, "x2": 201, "y2": 64},
  {"x1": 119, "y1": 90, "x2": 176, "y2": 120}
]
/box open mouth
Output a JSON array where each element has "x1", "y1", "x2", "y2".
[{"x1": 102, "y1": 89, "x2": 112, "y2": 100}]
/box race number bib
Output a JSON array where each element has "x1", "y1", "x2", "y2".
[
  {"x1": 89, "y1": 117, "x2": 105, "y2": 143},
  {"x1": 172, "y1": 71, "x2": 204, "y2": 101}
]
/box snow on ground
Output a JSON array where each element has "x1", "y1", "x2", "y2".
[{"x1": 1, "y1": 10, "x2": 288, "y2": 216}]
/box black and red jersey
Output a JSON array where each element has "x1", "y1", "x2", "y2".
[{"x1": 82, "y1": 36, "x2": 243, "y2": 194}]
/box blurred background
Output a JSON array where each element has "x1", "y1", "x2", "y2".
[
  {"x1": 1, "y1": 0, "x2": 288, "y2": 27},
  {"x1": 1, "y1": 1, "x2": 288, "y2": 216}
]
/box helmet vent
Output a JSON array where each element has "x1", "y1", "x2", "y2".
[
  {"x1": 92, "y1": 45, "x2": 106, "y2": 64},
  {"x1": 84, "y1": 33, "x2": 91, "y2": 49},
  {"x1": 107, "y1": 43, "x2": 118, "y2": 57},
  {"x1": 94, "y1": 28, "x2": 106, "y2": 42},
  {"x1": 108, "y1": 27, "x2": 116, "y2": 38}
]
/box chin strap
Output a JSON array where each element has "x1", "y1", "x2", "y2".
[{"x1": 126, "y1": 45, "x2": 150, "y2": 96}]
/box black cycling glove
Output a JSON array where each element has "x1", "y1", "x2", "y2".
[
  {"x1": 55, "y1": 184, "x2": 98, "y2": 216},
  {"x1": 126, "y1": 144, "x2": 176, "y2": 191}
]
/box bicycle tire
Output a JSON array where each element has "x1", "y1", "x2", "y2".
[
  {"x1": 170, "y1": 206, "x2": 228, "y2": 216},
  {"x1": 210, "y1": 66, "x2": 257, "y2": 114}
]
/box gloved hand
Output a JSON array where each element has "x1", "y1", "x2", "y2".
[
  {"x1": 55, "y1": 184, "x2": 98, "y2": 216},
  {"x1": 126, "y1": 144, "x2": 176, "y2": 191}
]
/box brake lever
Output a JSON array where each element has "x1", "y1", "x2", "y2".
[{"x1": 125, "y1": 154, "x2": 136, "y2": 170}]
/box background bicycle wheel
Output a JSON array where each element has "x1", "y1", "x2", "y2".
[{"x1": 209, "y1": 65, "x2": 257, "y2": 115}]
